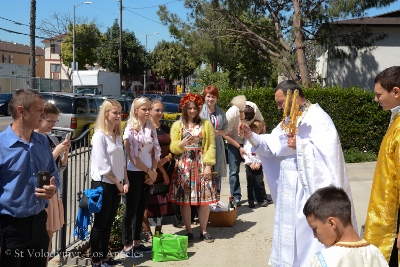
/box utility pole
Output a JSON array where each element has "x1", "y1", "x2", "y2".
[{"x1": 118, "y1": 0, "x2": 123, "y2": 89}]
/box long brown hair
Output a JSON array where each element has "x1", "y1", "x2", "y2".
[{"x1": 181, "y1": 100, "x2": 201, "y2": 126}]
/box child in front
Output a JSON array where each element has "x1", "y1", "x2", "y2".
[
  {"x1": 303, "y1": 186, "x2": 388, "y2": 267},
  {"x1": 243, "y1": 120, "x2": 272, "y2": 208}
]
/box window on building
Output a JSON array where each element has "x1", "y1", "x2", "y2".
[
  {"x1": 9, "y1": 55, "x2": 13, "y2": 63},
  {"x1": 50, "y1": 64, "x2": 61, "y2": 73},
  {"x1": 50, "y1": 44, "x2": 60, "y2": 54},
  {"x1": 1, "y1": 54, "x2": 5, "y2": 63}
]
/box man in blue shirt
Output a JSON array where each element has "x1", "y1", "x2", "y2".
[{"x1": 0, "y1": 89, "x2": 59, "y2": 267}]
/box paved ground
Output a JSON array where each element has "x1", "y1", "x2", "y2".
[{"x1": 49, "y1": 161, "x2": 376, "y2": 267}]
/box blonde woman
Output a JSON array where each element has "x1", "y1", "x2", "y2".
[
  {"x1": 90, "y1": 99, "x2": 129, "y2": 267},
  {"x1": 122, "y1": 97, "x2": 161, "y2": 257},
  {"x1": 142, "y1": 99, "x2": 177, "y2": 242},
  {"x1": 169, "y1": 93, "x2": 217, "y2": 243}
]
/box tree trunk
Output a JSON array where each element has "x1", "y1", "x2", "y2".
[
  {"x1": 29, "y1": 0, "x2": 36, "y2": 90},
  {"x1": 293, "y1": 0, "x2": 311, "y2": 88}
]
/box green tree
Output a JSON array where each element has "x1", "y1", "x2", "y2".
[
  {"x1": 96, "y1": 20, "x2": 146, "y2": 78},
  {"x1": 151, "y1": 41, "x2": 200, "y2": 91},
  {"x1": 159, "y1": 0, "x2": 395, "y2": 87},
  {"x1": 61, "y1": 22, "x2": 101, "y2": 73}
]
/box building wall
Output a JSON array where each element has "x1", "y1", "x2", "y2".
[
  {"x1": 326, "y1": 27, "x2": 400, "y2": 90},
  {"x1": 0, "y1": 46, "x2": 45, "y2": 78},
  {"x1": 42, "y1": 40, "x2": 70, "y2": 80}
]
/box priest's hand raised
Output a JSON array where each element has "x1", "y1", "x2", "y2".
[{"x1": 238, "y1": 122, "x2": 252, "y2": 138}]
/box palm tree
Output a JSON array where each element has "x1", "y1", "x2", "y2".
[{"x1": 29, "y1": 0, "x2": 36, "y2": 89}]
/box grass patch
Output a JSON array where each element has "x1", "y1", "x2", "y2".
[{"x1": 343, "y1": 148, "x2": 377, "y2": 163}]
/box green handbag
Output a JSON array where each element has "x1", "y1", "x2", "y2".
[{"x1": 151, "y1": 234, "x2": 189, "y2": 262}]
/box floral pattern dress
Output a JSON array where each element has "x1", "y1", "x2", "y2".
[{"x1": 169, "y1": 123, "x2": 217, "y2": 205}]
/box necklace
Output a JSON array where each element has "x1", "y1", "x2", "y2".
[{"x1": 296, "y1": 100, "x2": 312, "y2": 127}]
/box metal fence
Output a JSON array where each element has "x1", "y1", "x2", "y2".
[
  {"x1": 0, "y1": 75, "x2": 71, "y2": 93},
  {"x1": 51, "y1": 127, "x2": 94, "y2": 256},
  {"x1": 51, "y1": 119, "x2": 176, "y2": 257}
]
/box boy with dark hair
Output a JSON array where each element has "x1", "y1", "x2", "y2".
[
  {"x1": 364, "y1": 66, "x2": 400, "y2": 266},
  {"x1": 304, "y1": 186, "x2": 387, "y2": 267}
]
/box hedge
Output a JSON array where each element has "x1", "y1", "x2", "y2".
[{"x1": 217, "y1": 86, "x2": 389, "y2": 154}]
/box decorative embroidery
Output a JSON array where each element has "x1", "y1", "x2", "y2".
[
  {"x1": 334, "y1": 240, "x2": 370, "y2": 248},
  {"x1": 128, "y1": 121, "x2": 161, "y2": 164}
]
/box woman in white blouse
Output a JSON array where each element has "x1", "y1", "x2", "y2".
[
  {"x1": 90, "y1": 99, "x2": 129, "y2": 267},
  {"x1": 121, "y1": 97, "x2": 161, "y2": 257}
]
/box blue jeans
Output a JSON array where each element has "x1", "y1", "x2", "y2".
[{"x1": 227, "y1": 143, "x2": 242, "y2": 201}]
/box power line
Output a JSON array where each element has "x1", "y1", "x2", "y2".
[
  {"x1": 125, "y1": 0, "x2": 181, "y2": 9},
  {"x1": 124, "y1": 8, "x2": 163, "y2": 25},
  {"x1": 0, "y1": 27, "x2": 47, "y2": 39},
  {"x1": 0, "y1": 16, "x2": 56, "y2": 36}
]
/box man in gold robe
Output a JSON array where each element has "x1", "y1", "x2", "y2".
[{"x1": 365, "y1": 66, "x2": 400, "y2": 266}]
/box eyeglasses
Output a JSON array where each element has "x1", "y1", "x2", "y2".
[
  {"x1": 44, "y1": 118, "x2": 59, "y2": 125},
  {"x1": 154, "y1": 109, "x2": 164, "y2": 113}
]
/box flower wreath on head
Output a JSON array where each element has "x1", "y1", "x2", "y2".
[{"x1": 180, "y1": 93, "x2": 204, "y2": 108}]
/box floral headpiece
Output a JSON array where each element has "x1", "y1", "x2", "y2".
[{"x1": 180, "y1": 93, "x2": 203, "y2": 108}]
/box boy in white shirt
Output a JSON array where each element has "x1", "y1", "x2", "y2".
[
  {"x1": 243, "y1": 121, "x2": 272, "y2": 208},
  {"x1": 304, "y1": 186, "x2": 388, "y2": 267}
]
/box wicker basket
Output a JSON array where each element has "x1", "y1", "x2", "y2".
[{"x1": 209, "y1": 208, "x2": 237, "y2": 227}]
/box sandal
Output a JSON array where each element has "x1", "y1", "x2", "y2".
[{"x1": 144, "y1": 231, "x2": 153, "y2": 243}]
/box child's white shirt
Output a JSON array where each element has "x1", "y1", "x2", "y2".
[{"x1": 243, "y1": 138, "x2": 261, "y2": 165}]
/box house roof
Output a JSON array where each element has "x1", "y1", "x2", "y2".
[
  {"x1": 41, "y1": 34, "x2": 67, "y2": 43},
  {"x1": 334, "y1": 9, "x2": 400, "y2": 26},
  {"x1": 0, "y1": 41, "x2": 44, "y2": 56}
]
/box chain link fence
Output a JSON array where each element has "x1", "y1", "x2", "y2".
[{"x1": 0, "y1": 75, "x2": 71, "y2": 93}]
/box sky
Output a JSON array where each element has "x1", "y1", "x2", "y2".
[{"x1": 1, "y1": 0, "x2": 400, "y2": 51}]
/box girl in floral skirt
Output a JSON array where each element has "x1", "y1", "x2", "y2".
[{"x1": 169, "y1": 93, "x2": 217, "y2": 243}]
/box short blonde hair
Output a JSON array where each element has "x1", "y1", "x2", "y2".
[
  {"x1": 127, "y1": 97, "x2": 154, "y2": 131},
  {"x1": 250, "y1": 120, "x2": 263, "y2": 132},
  {"x1": 95, "y1": 99, "x2": 122, "y2": 136}
]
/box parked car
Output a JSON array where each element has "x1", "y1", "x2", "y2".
[
  {"x1": 137, "y1": 94, "x2": 162, "y2": 101},
  {"x1": 0, "y1": 93, "x2": 12, "y2": 116},
  {"x1": 161, "y1": 94, "x2": 183, "y2": 113},
  {"x1": 40, "y1": 92, "x2": 104, "y2": 140},
  {"x1": 99, "y1": 96, "x2": 133, "y2": 121}
]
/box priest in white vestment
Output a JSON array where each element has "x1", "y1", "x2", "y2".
[{"x1": 239, "y1": 80, "x2": 357, "y2": 267}]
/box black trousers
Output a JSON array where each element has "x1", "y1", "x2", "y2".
[
  {"x1": 1, "y1": 209, "x2": 49, "y2": 267},
  {"x1": 121, "y1": 171, "x2": 151, "y2": 246},
  {"x1": 90, "y1": 181, "x2": 121, "y2": 263},
  {"x1": 389, "y1": 209, "x2": 400, "y2": 267},
  {"x1": 245, "y1": 165, "x2": 268, "y2": 202}
]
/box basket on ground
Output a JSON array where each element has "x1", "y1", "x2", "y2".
[{"x1": 209, "y1": 208, "x2": 237, "y2": 227}]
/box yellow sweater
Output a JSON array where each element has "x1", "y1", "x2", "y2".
[{"x1": 169, "y1": 119, "x2": 216, "y2": 166}]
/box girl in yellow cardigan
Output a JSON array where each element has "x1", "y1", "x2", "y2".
[{"x1": 169, "y1": 93, "x2": 217, "y2": 243}]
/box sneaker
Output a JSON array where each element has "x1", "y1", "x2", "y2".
[
  {"x1": 260, "y1": 200, "x2": 269, "y2": 207},
  {"x1": 233, "y1": 199, "x2": 242, "y2": 206},
  {"x1": 200, "y1": 232, "x2": 214, "y2": 243},
  {"x1": 174, "y1": 220, "x2": 185, "y2": 228},
  {"x1": 122, "y1": 248, "x2": 143, "y2": 258},
  {"x1": 134, "y1": 244, "x2": 152, "y2": 254},
  {"x1": 186, "y1": 232, "x2": 194, "y2": 242},
  {"x1": 248, "y1": 201, "x2": 255, "y2": 208}
]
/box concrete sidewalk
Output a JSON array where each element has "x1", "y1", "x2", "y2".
[{"x1": 50, "y1": 161, "x2": 376, "y2": 267}]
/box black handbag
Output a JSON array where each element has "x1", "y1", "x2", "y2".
[{"x1": 79, "y1": 192, "x2": 89, "y2": 209}]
